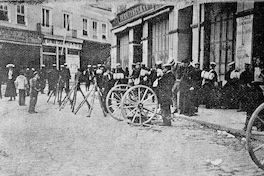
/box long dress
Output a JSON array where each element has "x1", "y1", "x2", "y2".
[{"x1": 5, "y1": 70, "x2": 17, "y2": 97}]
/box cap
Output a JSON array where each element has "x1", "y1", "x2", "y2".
[
  {"x1": 88, "y1": 65, "x2": 91, "y2": 67},
  {"x1": 136, "y1": 62, "x2": 141, "y2": 65},
  {"x1": 156, "y1": 61, "x2": 163, "y2": 65},
  {"x1": 168, "y1": 59, "x2": 175, "y2": 66},
  {"x1": 64, "y1": 63, "x2": 68, "y2": 66},
  {"x1": 41, "y1": 64, "x2": 45, "y2": 67},
  {"x1": 52, "y1": 64, "x2": 56, "y2": 67},
  {"x1": 210, "y1": 62, "x2": 216, "y2": 66},
  {"x1": 97, "y1": 64, "x2": 102, "y2": 67},
  {"x1": 61, "y1": 65, "x2": 64, "y2": 67},
  {"x1": 228, "y1": 61, "x2": 235, "y2": 66},
  {"x1": 92, "y1": 65, "x2": 96, "y2": 68},
  {"x1": 116, "y1": 63, "x2": 121, "y2": 67},
  {"x1": 132, "y1": 63, "x2": 136, "y2": 66}
]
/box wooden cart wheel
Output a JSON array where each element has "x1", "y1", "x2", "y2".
[
  {"x1": 246, "y1": 102, "x2": 264, "y2": 170},
  {"x1": 120, "y1": 85, "x2": 158, "y2": 125},
  {"x1": 106, "y1": 84, "x2": 131, "y2": 121}
]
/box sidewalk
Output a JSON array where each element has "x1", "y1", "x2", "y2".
[{"x1": 175, "y1": 106, "x2": 247, "y2": 137}]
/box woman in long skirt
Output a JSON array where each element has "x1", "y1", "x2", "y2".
[{"x1": 5, "y1": 66, "x2": 17, "y2": 101}]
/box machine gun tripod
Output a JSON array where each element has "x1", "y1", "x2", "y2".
[{"x1": 59, "y1": 78, "x2": 107, "y2": 117}]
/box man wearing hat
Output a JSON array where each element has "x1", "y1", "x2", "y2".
[
  {"x1": 202, "y1": 62, "x2": 218, "y2": 109},
  {"x1": 39, "y1": 64, "x2": 47, "y2": 94},
  {"x1": 28, "y1": 71, "x2": 41, "y2": 113},
  {"x1": 238, "y1": 63, "x2": 254, "y2": 112},
  {"x1": 179, "y1": 59, "x2": 196, "y2": 116},
  {"x1": 191, "y1": 62, "x2": 202, "y2": 112},
  {"x1": 60, "y1": 63, "x2": 71, "y2": 94},
  {"x1": 47, "y1": 64, "x2": 59, "y2": 96},
  {"x1": 222, "y1": 61, "x2": 239, "y2": 109},
  {"x1": 158, "y1": 62, "x2": 175, "y2": 126}
]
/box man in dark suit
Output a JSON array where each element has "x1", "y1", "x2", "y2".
[{"x1": 158, "y1": 63, "x2": 175, "y2": 126}]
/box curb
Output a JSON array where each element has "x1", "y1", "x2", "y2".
[{"x1": 174, "y1": 114, "x2": 246, "y2": 138}]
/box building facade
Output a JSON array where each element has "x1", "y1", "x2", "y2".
[
  {"x1": 110, "y1": 1, "x2": 262, "y2": 84},
  {"x1": 0, "y1": 3, "x2": 42, "y2": 70},
  {"x1": 0, "y1": 2, "x2": 114, "y2": 80},
  {"x1": 40, "y1": 2, "x2": 114, "y2": 80}
]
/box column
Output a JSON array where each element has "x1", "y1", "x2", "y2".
[
  {"x1": 142, "y1": 21, "x2": 148, "y2": 66},
  {"x1": 56, "y1": 45, "x2": 59, "y2": 70},
  {"x1": 40, "y1": 45, "x2": 43, "y2": 68},
  {"x1": 128, "y1": 28, "x2": 134, "y2": 73},
  {"x1": 168, "y1": 8, "x2": 179, "y2": 62},
  {"x1": 192, "y1": 2, "x2": 199, "y2": 65},
  {"x1": 111, "y1": 34, "x2": 117, "y2": 69}
]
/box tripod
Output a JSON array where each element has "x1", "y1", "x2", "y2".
[
  {"x1": 59, "y1": 80, "x2": 91, "y2": 113},
  {"x1": 73, "y1": 78, "x2": 107, "y2": 117},
  {"x1": 47, "y1": 77, "x2": 63, "y2": 105}
]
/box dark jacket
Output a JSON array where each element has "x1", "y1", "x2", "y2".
[
  {"x1": 158, "y1": 70, "x2": 176, "y2": 105},
  {"x1": 179, "y1": 65, "x2": 195, "y2": 92}
]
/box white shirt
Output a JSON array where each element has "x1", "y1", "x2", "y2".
[{"x1": 15, "y1": 75, "x2": 28, "y2": 90}]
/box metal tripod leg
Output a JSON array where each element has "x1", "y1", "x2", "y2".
[
  {"x1": 74, "y1": 86, "x2": 94, "y2": 115},
  {"x1": 87, "y1": 86, "x2": 96, "y2": 117},
  {"x1": 71, "y1": 85, "x2": 78, "y2": 112},
  {"x1": 59, "y1": 83, "x2": 77, "y2": 111}
]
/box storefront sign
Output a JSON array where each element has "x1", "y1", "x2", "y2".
[
  {"x1": 0, "y1": 27, "x2": 41, "y2": 44},
  {"x1": 235, "y1": 15, "x2": 253, "y2": 70},
  {"x1": 112, "y1": 4, "x2": 162, "y2": 27},
  {"x1": 43, "y1": 38, "x2": 82, "y2": 49}
]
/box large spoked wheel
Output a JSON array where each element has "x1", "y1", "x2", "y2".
[
  {"x1": 246, "y1": 102, "x2": 264, "y2": 170},
  {"x1": 120, "y1": 85, "x2": 158, "y2": 125},
  {"x1": 106, "y1": 84, "x2": 131, "y2": 121}
]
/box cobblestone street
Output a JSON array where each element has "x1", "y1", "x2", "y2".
[{"x1": 0, "y1": 91, "x2": 263, "y2": 176}]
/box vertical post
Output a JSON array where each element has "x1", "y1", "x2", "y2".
[
  {"x1": 128, "y1": 28, "x2": 134, "y2": 73},
  {"x1": 40, "y1": 45, "x2": 43, "y2": 68},
  {"x1": 56, "y1": 45, "x2": 59, "y2": 70},
  {"x1": 142, "y1": 21, "x2": 148, "y2": 66}
]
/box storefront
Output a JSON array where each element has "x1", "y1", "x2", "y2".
[
  {"x1": 111, "y1": 4, "x2": 170, "y2": 71},
  {"x1": 0, "y1": 26, "x2": 42, "y2": 70},
  {"x1": 204, "y1": 3, "x2": 237, "y2": 81},
  {"x1": 42, "y1": 36, "x2": 82, "y2": 81}
]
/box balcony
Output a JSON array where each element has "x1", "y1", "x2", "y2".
[{"x1": 38, "y1": 23, "x2": 54, "y2": 35}]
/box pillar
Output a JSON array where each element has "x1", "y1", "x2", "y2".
[
  {"x1": 142, "y1": 21, "x2": 148, "y2": 66},
  {"x1": 111, "y1": 34, "x2": 117, "y2": 69},
  {"x1": 128, "y1": 28, "x2": 134, "y2": 73},
  {"x1": 192, "y1": 2, "x2": 199, "y2": 65},
  {"x1": 56, "y1": 45, "x2": 59, "y2": 70},
  {"x1": 168, "y1": 8, "x2": 179, "y2": 62},
  {"x1": 40, "y1": 46, "x2": 43, "y2": 68}
]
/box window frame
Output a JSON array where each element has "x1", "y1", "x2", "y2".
[
  {"x1": 63, "y1": 13, "x2": 70, "y2": 31},
  {"x1": 83, "y1": 18, "x2": 88, "y2": 36},
  {"x1": 42, "y1": 8, "x2": 51, "y2": 27},
  {"x1": 92, "y1": 21, "x2": 98, "y2": 39},
  {"x1": 16, "y1": 4, "x2": 26, "y2": 25},
  {"x1": 0, "y1": 4, "x2": 9, "y2": 22},
  {"x1": 102, "y1": 23, "x2": 107, "y2": 40}
]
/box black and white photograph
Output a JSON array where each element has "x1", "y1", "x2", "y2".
[{"x1": 0, "y1": 0, "x2": 264, "y2": 175}]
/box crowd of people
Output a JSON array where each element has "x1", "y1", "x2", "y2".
[
  {"x1": 1, "y1": 58, "x2": 264, "y2": 129},
  {"x1": 0, "y1": 63, "x2": 71, "y2": 114}
]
